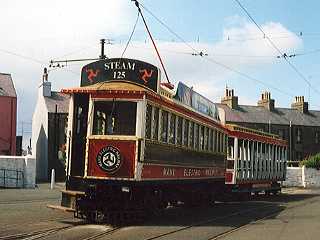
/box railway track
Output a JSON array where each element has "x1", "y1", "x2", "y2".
[
  {"x1": 0, "y1": 226, "x2": 74, "y2": 240},
  {"x1": 140, "y1": 197, "x2": 320, "y2": 240}
]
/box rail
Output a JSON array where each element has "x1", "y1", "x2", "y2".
[{"x1": 0, "y1": 168, "x2": 24, "y2": 188}]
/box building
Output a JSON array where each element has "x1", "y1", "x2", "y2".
[
  {"x1": 0, "y1": 73, "x2": 17, "y2": 156},
  {"x1": 218, "y1": 88, "x2": 320, "y2": 164},
  {"x1": 32, "y1": 69, "x2": 70, "y2": 181}
]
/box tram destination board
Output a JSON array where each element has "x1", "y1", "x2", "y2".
[{"x1": 81, "y1": 58, "x2": 160, "y2": 92}]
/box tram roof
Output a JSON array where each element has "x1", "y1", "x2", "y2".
[
  {"x1": 226, "y1": 124, "x2": 287, "y2": 146},
  {"x1": 61, "y1": 81, "x2": 150, "y2": 94}
]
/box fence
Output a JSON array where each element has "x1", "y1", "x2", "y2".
[
  {"x1": 0, "y1": 168, "x2": 24, "y2": 188},
  {"x1": 0, "y1": 156, "x2": 35, "y2": 188}
]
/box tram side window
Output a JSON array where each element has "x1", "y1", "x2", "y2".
[
  {"x1": 209, "y1": 129, "x2": 214, "y2": 152},
  {"x1": 217, "y1": 132, "x2": 221, "y2": 153},
  {"x1": 227, "y1": 137, "x2": 234, "y2": 159},
  {"x1": 189, "y1": 122, "x2": 194, "y2": 148},
  {"x1": 199, "y1": 125, "x2": 204, "y2": 150},
  {"x1": 152, "y1": 107, "x2": 159, "y2": 140},
  {"x1": 145, "y1": 104, "x2": 152, "y2": 139},
  {"x1": 208, "y1": 129, "x2": 212, "y2": 151},
  {"x1": 76, "y1": 106, "x2": 84, "y2": 134},
  {"x1": 204, "y1": 127, "x2": 208, "y2": 151},
  {"x1": 183, "y1": 119, "x2": 189, "y2": 146},
  {"x1": 177, "y1": 116, "x2": 183, "y2": 145},
  {"x1": 92, "y1": 101, "x2": 137, "y2": 136},
  {"x1": 160, "y1": 110, "x2": 168, "y2": 142},
  {"x1": 194, "y1": 123, "x2": 199, "y2": 149},
  {"x1": 169, "y1": 113, "x2": 176, "y2": 144}
]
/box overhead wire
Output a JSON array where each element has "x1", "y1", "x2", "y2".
[
  {"x1": 137, "y1": 1, "x2": 296, "y2": 97},
  {"x1": 121, "y1": 11, "x2": 140, "y2": 58},
  {"x1": 234, "y1": 0, "x2": 320, "y2": 102}
]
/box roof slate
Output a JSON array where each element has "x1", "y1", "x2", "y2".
[
  {"x1": 0, "y1": 73, "x2": 17, "y2": 97},
  {"x1": 44, "y1": 91, "x2": 70, "y2": 113},
  {"x1": 216, "y1": 103, "x2": 320, "y2": 127}
]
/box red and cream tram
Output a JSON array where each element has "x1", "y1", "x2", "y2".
[{"x1": 49, "y1": 58, "x2": 287, "y2": 223}]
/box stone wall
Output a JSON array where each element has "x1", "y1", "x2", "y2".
[
  {"x1": 0, "y1": 156, "x2": 36, "y2": 188},
  {"x1": 283, "y1": 166, "x2": 320, "y2": 188},
  {"x1": 283, "y1": 167, "x2": 303, "y2": 187},
  {"x1": 303, "y1": 167, "x2": 320, "y2": 188}
]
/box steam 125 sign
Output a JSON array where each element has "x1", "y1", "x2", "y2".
[{"x1": 81, "y1": 58, "x2": 159, "y2": 92}]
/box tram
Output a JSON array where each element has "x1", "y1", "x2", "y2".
[{"x1": 48, "y1": 57, "x2": 287, "y2": 223}]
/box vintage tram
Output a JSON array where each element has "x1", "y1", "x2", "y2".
[{"x1": 49, "y1": 57, "x2": 287, "y2": 223}]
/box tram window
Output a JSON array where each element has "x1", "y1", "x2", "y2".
[
  {"x1": 76, "y1": 106, "x2": 84, "y2": 134},
  {"x1": 210, "y1": 129, "x2": 214, "y2": 152},
  {"x1": 183, "y1": 119, "x2": 189, "y2": 146},
  {"x1": 92, "y1": 101, "x2": 137, "y2": 135},
  {"x1": 228, "y1": 138, "x2": 234, "y2": 158},
  {"x1": 204, "y1": 127, "x2": 208, "y2": 151},
  {"x1": 217, "y1": 132, "x2": 221, "y2": 153},
  {"x1": 194, "y1": 123, "x2": 199, "y2": 149},
  {"x1": 177, "y1": 116, "x2": 182, "y2": 145},
  {"x1": 199, "y1": 125, "x2": 204, "y2": 150},
  {"x1": 189, "y1": 122, "x2": 194, "y2": 148},
  {"x1": 208, "y1": 129, "x2": 212, "y2": 151},
  {"x1": 169, "y1": 113, "x2": 176, "y2": 144},
  {"x1": 160, "y1": 110, "x2": 168, "y2": 142},
  {"x1": 145, "y1": 104, "x2": 152, "y2": 139},
  {"x1": 152, "y1": 107, "x2": 159, "y2": 140}
]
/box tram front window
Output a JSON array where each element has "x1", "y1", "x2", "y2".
[{"x1": 92, "y1": 101, "x2": 137, "y2": 136}]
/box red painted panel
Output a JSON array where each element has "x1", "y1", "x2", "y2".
[
  {"x1": 0, "y1": 96, "x2": 16, "y2": 155},
  {"x1": 87, "y1": 139, "x2": 136, "y2": 178},
  {"x1": 225, "y1": 172, "x2": 233, "y2": 183},
  {"x1": 141, "y1": 164, "x2": 225, "y2": 180}
]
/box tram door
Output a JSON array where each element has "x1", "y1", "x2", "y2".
[{"x1": 70, "y1": 94, "x2": 89, "y2": 176}]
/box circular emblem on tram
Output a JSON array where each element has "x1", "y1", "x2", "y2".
[{"x1": 96, "y1": 146, "x2": 122, "y2": 173}]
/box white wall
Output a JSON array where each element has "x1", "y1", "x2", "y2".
[
  {"x1": 282, "y1": 167, "x2": 303, "y2": 187},
  {"x1": 32, "y1": 84, "x2": 49, "y2": 181},
  {"x1": 283, "y1": 166, "x2": 320, "y2": 188},
  {"x1": 0, "y1": 156, "x2": 36, "y2": 188}
]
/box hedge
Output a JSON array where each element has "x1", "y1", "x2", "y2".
[{"x1": 299, "y1": 153, "x2": 320, "y2": 169}]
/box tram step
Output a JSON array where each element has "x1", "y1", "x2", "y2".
[
  {"x1": 47, "y1": 204, "x2": 75, "y2": 212},
  {"x1": 61, "y1": 189, "x2": 85, "y2": 196}
]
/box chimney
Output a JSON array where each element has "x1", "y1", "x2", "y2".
[
  {"x1": 291, "y1": 96, "x2": 308, "y2": 113},
  {"x1": 221, "y1": 88, "x2": 238, "y2": 109},
  {"x1": 40, "y1": 68, "x2": 51, "y2": 97},
  {"x1": 257, "y1": 91, "x2": 275, "y2": 111}
]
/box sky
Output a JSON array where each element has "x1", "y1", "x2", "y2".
[{"x1": 1, "y1": 0, "x2": 320, "y2": 149}]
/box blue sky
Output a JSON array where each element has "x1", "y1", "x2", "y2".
[{"x1": 1, "y1": 0, "x2": 320, "y2": 148}]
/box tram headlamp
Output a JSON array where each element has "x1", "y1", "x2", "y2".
[{"x1": 121, "y1": 186, "x2": 130, "y2": 192}]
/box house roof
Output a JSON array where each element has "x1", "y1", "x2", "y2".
[
  {"x1": 0, "y1": 73, "x2": 17, "y2": 97},
  {"x1": 217, "y1": 103, "x2": 320, "y2": 127},
  {"x1": 44, "y1": 91, "x2": 70, "y2": 113}
]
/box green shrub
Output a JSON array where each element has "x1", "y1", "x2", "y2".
[{"x1": 299, "y1": 153, "x2": 320, "y2": 169}]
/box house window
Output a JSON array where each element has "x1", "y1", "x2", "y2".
[
  {"x1": 296, "y1": 128, "x2": 302, "y2": 143},
  {"x1": 315, "y1": 131, "x2": 320, "y2": 144},
  {"x1": 278, "y1": 129, "x2": 285, "y2": 140},
  {"x1": 295, "y1": 151, "x2": 303, "y2": 161}
]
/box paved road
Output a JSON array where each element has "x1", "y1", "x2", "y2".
[{"x1": 0, "y1": 185, "x2": 319, "y2": 240}]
